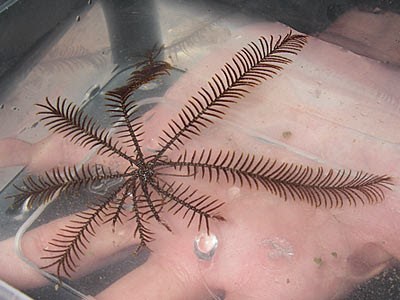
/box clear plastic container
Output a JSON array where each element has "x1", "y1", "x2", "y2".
[{"x1": 1, "y1": 0, "x2": 400, "y2": 299}]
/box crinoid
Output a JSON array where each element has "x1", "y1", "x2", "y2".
[{"x1": 8, "y1": 31, "x2": 393, "y2": 280}]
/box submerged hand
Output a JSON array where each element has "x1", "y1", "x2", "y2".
[{"x1": 1, "y1": 20, "x2": 400, "y2": 300}]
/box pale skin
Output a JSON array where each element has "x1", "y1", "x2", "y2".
[{"x1": 1, "y1": 18, "x2": 400, "y2": 300}]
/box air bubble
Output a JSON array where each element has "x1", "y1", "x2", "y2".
[{"x1": 194, "y1": 233, "x2": 218, "y2": 260}]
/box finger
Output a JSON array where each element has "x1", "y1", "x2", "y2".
[
  {"x1": 94, "y1": 214, "x2": 224, "y2": 300},
  {"x1": 319, "y1": 9, "x2": 400, "y2": 66},
  {"x1": 0, "y1": 138, "x2": 32, "y2": 167},
  {"x1": 0, "y1": 209, "x2": 140, "y2": 290},
  {"x1": 95, "y1": 256, "x2": 210, "y2": 300},
  {"x1": 28, "y1": 134, "x2": 90, "y2": 172},
  {"x1": 205, "y1": 195, "x2": 396, "y2": 300}
]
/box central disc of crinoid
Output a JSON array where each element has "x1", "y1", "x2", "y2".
[{"x1": 138, "y1": 164, "x2": 154, "y2": 182}]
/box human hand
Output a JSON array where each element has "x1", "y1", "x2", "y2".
[{"x1": 1, "y1": 21, "x2": 400, "y2": 300}]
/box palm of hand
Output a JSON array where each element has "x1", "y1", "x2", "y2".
[{"x1": 2, "y1": 23, "x2": 400, "y2": 300}]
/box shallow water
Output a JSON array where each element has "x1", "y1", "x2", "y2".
[{"x1": 0, "y1": 1, "x2": 400, "y2": 299}]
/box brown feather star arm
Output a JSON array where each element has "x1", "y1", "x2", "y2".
[
  {"x1": 152, "y1": 31, "x2": 307, "y2": 161},
  {"x1": 159, "y1": 149, "x2": 393, "y2": 208},
  {"x1": 104, "y1": 45, "x2": 172, "y2": 162},
  {"x1": 8, "y1": 164, "x2": 129, "y2": 210},
  {"x1": 40, "y1": 177, "x2": 133, "y2": 279},
  {"x1": 36, "y1": 97, "x2": 138, "y2": 166},
  {"x1": 149, "y1": 179, "x2": 225, "y2": 234}
]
